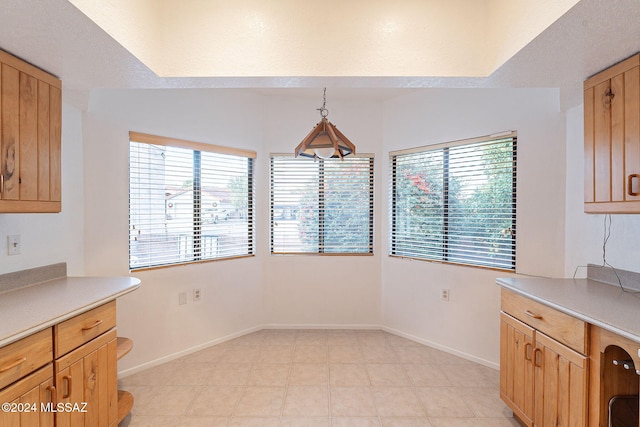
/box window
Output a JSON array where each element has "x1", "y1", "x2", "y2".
[
  {"x1": 389, "y1": 133, "x2": 517, "y2": 270},
  {"x1": 129, "y1": 132, "x2": 255, "y2": 270},
  {"x1": 270, "y1": 155, "x2": 374, "y2": 254}
]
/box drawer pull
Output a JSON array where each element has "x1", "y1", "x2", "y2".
[
  {"x1": 628, "y1": 174, "x2": 639, "y2": 196},
  {"x1": 524, "y1": 343, "x2": 533, "y2": 361},
  {"x1": 0, "y1": 357, "x2": 27, "y2": 373},
  {"x1": 524, "y1": 310, "x2": 542, "y2": 320},
  {"x1": 534, "y1": 348, "x2": 543, "y2": 367},
  {"x1": 82, "y1": 319, "x2": 103, "y2": 331}
]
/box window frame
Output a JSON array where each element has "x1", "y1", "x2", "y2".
[
  {"x1": 389, "y1": 132, "x2": 517, "y2": 271},
  {"x1": 269, "y1": 153, "x2": 375, "y2": 256},
  {"x1": 128, "y1": 132, "x2": 256, "y2": 271}
]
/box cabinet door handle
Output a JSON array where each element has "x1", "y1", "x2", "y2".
[
  {"x1": 62, "y1": 376, "x2": 72, "y2": 399},
  {"x1": 82, "y1": 319, "x2": 103, "y2": 331},
  {"x1": 524, "y1": 342, "x2": 533, "y2": 361},
  {"x1": 46, "y1": 385, "x2": 57, "y2": 406},
  {"x1": 524, "y1": 310, "x2": 542, "y2": 320},
  {"x1": 0, "y1": 357, "x2": 27, "y2": 373},
  {"x1": 534, "y1": 348, "x2": 543, "y2": 367},
  {"x1": 628, "y1": 174, "x2": 639, "y2": 196}
]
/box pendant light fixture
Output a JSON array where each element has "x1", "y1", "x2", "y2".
[{"x1": 295, "y1": 88, "x2": 356, "y2": 159}]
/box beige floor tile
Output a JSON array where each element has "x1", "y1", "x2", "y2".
[
  {"x1": 228, "y1": 416, "x2": 280, "y2": 426},
  {"x1": 295, "y1": 333, "x2": 328, "y2": 346},
  {"x1": 395, "y1": 346, "x2": 433, "y2": 364},
  {"x1": 441, "y1": 365, "x2": 499, "y2": 388},
  {"x1": 425, "y1": 348, "x2": 475, "y2": 366},
  {"x1": 121, "y1": 385, "x2": 159, "y2": 414},
  {"x1": 248, "y1": 364, "x2": 290, "y2": 386},
  {"x1": 428, "y1": 418, "x2": 485, "y2": 427},
  {"x1": 380, "y1": 418, "x2": 433, "y2": 427},
  {"x1": 257, "y1": 345, "x2": 294, "y2": 364},
  {"x1": 262, "y1": 333, "x2": 297, "y2": 346},
  {"x1": 164, "y1": 362, "x2": 216, "y2": 385},
  {"x1": 457, "y1": 387, "x2": 512, "y2": 418},
  {"x1": 179, "y1": 416, "x2": 230, "y2": 426},
  {"x1": 359, "y1": 333, "x2": 391, "y2": 347},
  {"x1": 293, "y1": 345, "x2": 328, "y2": 363},
  {"x1": 331, "y1": 417, "x2": 382, "y2": 427},
  {"x1": 330, "y1": 345, "x2": 365, "y2": 363},
  {"x1": 414, "y1": 387, "x2": 475, "y2": 418},
  {"x1": 186, "y1": 386, "x2": 244, "y2": 416},
  {"x1": 221, "y1": 346, "x2": 261, "y2": 363},
  {"x1": 126, "y1": 415, "x2": 183, "y2": 426},
  {"x1": 330, "y1": 387, "x2": 378, "y2": 416},
  {"x1": 288, "y1": 363, "x2": 329, "y2": 385},
  {"x1": 385, "y1": 335, "x2": 422, "y2": 347},
  {"x1": 282, "y1": 386, "x2": 329, "y2": 417},
  {"x1": 330, "y1": 364, "x2": 371, "y2": 386},
  {"x1": 371, "y1": 386, "x2": 425, "y2": 417},
  {"x1": 279, "y1": 417, "x2": 331, "y2": 426},
  {"x1": 367, "y1": 364, "x2": 410, "y2": 386},
  {"x1": 363, "y1": 345, "x2": 399, "y2": 363},
  {"x1": 327, "y1": 332, "x2": 362, "y2": 346},
  {"x1": 135, "y1": 385, "x2": 201, "y2": 416},
  {"x1": 403, "y1": 364, "x2": 451, "y2": 387},
  {"x1": 230, "y1": 334, "x2": 266, "y2": 346},
  {"x1": 479, "y1": 418, "x2": 521, "y2": 427},
  {"x1": 235, "y1": 386, "x2": 286, "y2": 416},
  {"x1": 208, "y1": 363, "x2": 252, "y2": 385}
]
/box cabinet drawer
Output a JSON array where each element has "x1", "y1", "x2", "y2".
[
  {"x1": 501, "y1": 289, "x2": 588, "y2": 354},
  {"x1": 54, "y1": 301, "x2": 116, "y2": 358},
  {"x1": 0, "y1": 328, "x2": 52, "y2": 390}
]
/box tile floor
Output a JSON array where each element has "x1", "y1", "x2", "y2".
[{"x1": 118, "y1": 329, "x2": 520, "y2": 427}]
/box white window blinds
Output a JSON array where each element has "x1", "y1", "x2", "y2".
[
  {"x1": 389, "y1": 133, "x2": 517, "y2": 270},
  {"x1": 129, "y1": 132, "x2": 255, "y2": 270},
  {"x1": 270, "y1": 155, "x2": 374, "y2": 254}
]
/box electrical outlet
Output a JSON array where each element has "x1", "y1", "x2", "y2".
[
  {"x1": 7, "y1": 235, "x2": 20, "y2": 256},
  {"x1": 178, "y1": 292, "x2": 187, "y2": 305},
  {"x1": 193, "y1": 288, "x2": 202, "y2": 301},
  {"x1": 440, "y1": 289, "x2": 450, "y2": 301}
]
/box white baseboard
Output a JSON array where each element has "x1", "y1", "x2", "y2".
[
  {"x1": 119, "y1": 323, "x2": 498, "y2": 377},
  {"x1": 381, "y1": 326, "x2": 499, "y2": 370}
]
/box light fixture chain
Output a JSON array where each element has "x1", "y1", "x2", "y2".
[{"x1": 317, "y1": 87, "x2": 329, "y2": 118}]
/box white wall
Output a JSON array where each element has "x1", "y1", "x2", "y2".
[
  {"x1": 0, "y1": 103, "x2": 85, "y2": 275},
  {"x1": 260, "y1": 95, "x2": 383, "y2": 327},
  {"x1": 381, "y1": 88, "x2": 566, "y2": 367},
  {"x1": 83, "y1": 89, "x2": 266, "y2": 372},
  {"x1": 564, "y1": 104, "x2": 640, "y2": 276}
]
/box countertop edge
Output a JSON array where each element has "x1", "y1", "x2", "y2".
[
  {"x1": 0, "y1": 278, "x2": 141, "y2": 348},
  {"x1": 496, "y1": 277, "x2": 640, "y2": 345}
]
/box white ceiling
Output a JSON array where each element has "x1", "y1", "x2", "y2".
[{"x1": 0, "y1": 0, "x2": 639, "y2": 110}]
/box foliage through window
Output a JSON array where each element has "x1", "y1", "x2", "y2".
[
  {"x1": 270, "y1": 155, "x2": 374, "y2": 254},
  {"x1": 390, "y1": 133, "x2": 516, "y2": 270},
  {"x1": 129, "y1": 132, "x2": 255, "y2": 269}
]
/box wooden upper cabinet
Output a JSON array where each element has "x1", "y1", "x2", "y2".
[
  {"x1": 584, "y1": 53, "x2": 640, "y2": 213},
  {"x1": 0, "y1": 49, "x2": 61, "y2": 213}
]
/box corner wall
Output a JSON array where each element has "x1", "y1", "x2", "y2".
[{"x1": 381, "y1": 88, "x2": 566, "y2": 367}]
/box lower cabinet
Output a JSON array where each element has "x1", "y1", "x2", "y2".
[
  {"x1": 54, "y1": 329, "x2": 118, "y2": 427},
  {"x1": 500, "y1": 289, "x2": 589, "y2": 427},
  {"x1": 0, "y1": 364, "x2": 55, "y2": 427}
]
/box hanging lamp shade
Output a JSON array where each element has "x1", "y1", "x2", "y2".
[{"x1": 294, "y1": 88, "x2": 356, "y2": 159}]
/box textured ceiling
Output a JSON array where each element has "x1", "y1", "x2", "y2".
[
  {"x1": 66, "y1": 0, "x2": 579, "y2": 78},
  {"x1": 0, "y1": 0, "x2": 638, "y2": 110}
]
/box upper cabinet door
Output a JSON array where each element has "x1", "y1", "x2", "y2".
[
  {"x1": 584, "y1": 53, "x2": 640, "y2": 213},
  {"x1": 0, "y1": 49, "x2": 61, "y2": 213}
]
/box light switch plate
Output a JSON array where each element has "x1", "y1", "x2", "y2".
[{"x1": 7, "y1": 235, "x2": 20, "y2": 256}]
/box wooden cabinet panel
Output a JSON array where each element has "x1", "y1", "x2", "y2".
[
  {"x1": 0, "y1": 328, "x2": 52, "y2": 390},
  {"x1": 54, "y1": 301, "x2": 116, "y2": 359},
  {"x1": 1, "y1": 64, "x2": 19, "y2": 201},
  {"x1": 0, "y1": 364, "x2": 55, "y2": 427},
  {"x1": 534, "y1": 332, "x2": 588, "y2": 427},
  {"x1": 501, "y1": 289, "x2": 588, "y2": 354},
  {"x1": 500, "y1": 312, "x2": 534, "y2": 426},
  {"x1": 585, "y1": 53, "x2": 640, "y2": 213},
  {"x1": 0, "y1": 49, "x2": 61, "y2": 212},
  {"x1": 55, "y1": 328, "x2": 118, "y2": 427}
]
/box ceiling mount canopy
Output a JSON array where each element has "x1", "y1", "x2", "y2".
[{"x1": 295, "y1": 88, "x2": 356, "y2": 160}]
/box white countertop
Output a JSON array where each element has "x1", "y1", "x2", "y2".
[
  {"x1": 0, "y1": 276, "x2": 140, "y2": 347},
  {"x1": 497, "y1": 277, "x2": 640, "y2": 344}
]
